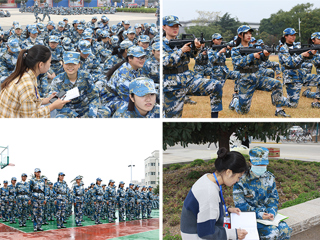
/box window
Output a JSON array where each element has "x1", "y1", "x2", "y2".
[
  {"x1": 151, "y1": 163, "x2": 155, "y2": 166},
  {"x1": 151, "y1": 181, "x2": 156, "y2": 184},
  {"x1": 151, "y1": 172, "x2": 155, "y2": 175}
]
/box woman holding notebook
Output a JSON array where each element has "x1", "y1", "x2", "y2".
[
  {"x1": 180, "y1": 147, "x2": 249, "y2": 240},
  {"x1": 233, "y1": 147, "x2": 292, "y2": 240}
]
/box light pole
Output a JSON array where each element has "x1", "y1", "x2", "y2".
[
  {"x1": 128, "y1": 162, "x2": 135, "y2": 182},
  {"x1": 298, "y1": 18, "x2": 302, "y2": 43}
]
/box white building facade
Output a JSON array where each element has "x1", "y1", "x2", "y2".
[{"x1": 144, "y1": 150, "x2": 159, "y2": 188}]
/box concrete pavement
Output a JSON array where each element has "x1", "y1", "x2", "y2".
[
  {"x1": 163, "y1": 141, "x2": 320, "y2": 166},
  {"x1": 0, "y1": 8, "x2": 156, "y2": 31}
]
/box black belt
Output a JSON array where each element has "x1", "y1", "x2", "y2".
[
  {"x1": 239, "y1": 67, "x2": 259, "y2": 73},
  {"x1": 212, "y1": 63, "x2": 226, "y2": 66},
  {"x1": 33, "y1": 190, "x2": 44, "y2": 193},
  {"x1": 163, "y1": 65, "x2": 189, "y2": 74},
  {"x1": 96, "y1": 194, "x2": 103, "y2": 196},
  {"x1": 57, "y1": 193, "x2": 66, "y2": 195},
  {"x1": 284, "y1": 65, "x2": 301, "y2": 70},
  {"x1": 76, "y1": 194, "x2": 83, "y2": 196}
]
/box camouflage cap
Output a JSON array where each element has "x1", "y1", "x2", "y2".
[
  {"x1": 43, "y1": 176, "x2": 47, "y2": 180},
  {"x1": 283, "y1": 28, "x2": 296, "y2": 36},
  {"x1": 111, "y1": 35, "x2": 119, "y2": 47},
  {"x1": 149, "y1": 27, "x2": 158, "y2": 35},
  {"x1": 34, "y1": 168, "x2": 41, "y2": 172},
  {"x1": 58, "y1": 172, "x2": 65, "y2": 176},
  {"x1": 127, "y1": 46, "x2": 146, "y2": 57},
  {"x1": 80, "y1": 19, "x2": 86, "y2": 25},
  {"x1": 129, "y1": 183, "x2": 134, "y2": 186},
  {"x1": 256, "y1": 39, "x2": 264, "y2": 45},
  {"x1": 3, "y1": 180, "x2": 8, "y2": 184},
  {"x1": 13, "y1": 21, "x2": 19, "y2": 25},
  {"x1": 96, "y1": 29, "x2": 102, "y2": 36},
  {"x1": 36, "y1": 23, "x2": 45, "y2": 31},
  {"x1": 21, "y1": 173, "x2": 27, "y2": 177},
  {"x1": 311, "y1": 32, "x2": 320, "y2": 39},
  {"x1": 123, "y1": 20, "x2": 130, "y2": 25},
  {"x1": 82, "y1": 32, "x2": 92, "y2": 40},
  {"x1": 119, "y1": 181, "x2": 125, "y2": 185},
  {"x1": 249, "y1": 146, "x2": 269, "y2": 166},
  {"x1": 62, "y1": 37, "x2": 72, "y2": 45},
  {"x1": 75, "y1": 176, "x2": 82, "y2": 180},
  {"x1": 212, "y1": 33, "x2": 223, "y2": 40},
  {"x1": 8, "y1": 39, "x2": 21, "y2": 52},
  {"x1": 134, "y1": 23, "x2": 141, "y2": 29},
  {"x1": 77, "y1": 25, "x2": 84, "y2": 30},
  {"x1": 92, "y1": 16, "x2": 97, "y2": 20},
  {"x1": 153, "y1": 35, "x2": 160, "y2": 43},
  {"x1": 144, "y1": 23, "x2": 150, "y2": 28},
  {"x1": 48, "y1": 21, "x2": 55, "y2": 26},
  {"x1": 130, "y1": 77, "x2": 157, "y2": 97},
  {"x1": 63, "y1": 17, "x2": 68, "y2": 21},
  {"x1": 100, "y1": 30, "x2": 109, "y2": 38},
  {"x1": 250, "y1": 37, "x2": 256, "y2": 43},
  {"x1": 109, "y1": 179, "x2": 115, "y2": 183},
  {"x1": 49, "y1": 35, "x2": 59, "y2": 43},
  {"x1": 14, "y1": 25, "x2": 22, "y2": 30},
  {"x1": 101, "y1": 16, "x2": 109, "y2": 22},
  {"x1": 110, "y1": 25, "x2": 118, "y2": 33},
  {"x1": 72, "y1": 20, "x2": 79, "y2": 24},
  {"x1": 127, "y1": 27, "x2": 135, "y2": 34},
  {"x1": 148, "y1": 186, "x2": 153, "y2": 189},
  {"x1": 102, "y1": 183, "x2": 106, "y2": 186},
  {"x1": 84, "y1": 28, "x2": 93, "y2": 34},
  {"x1": 58, "y1": 21, "x2": 65, "y2": 28},
  {"x1": 152, "y1": 42, "x2": 160, "y2": 51},
  {"x1": 63, "y1": 51, "x2": 80, "y2": 64},
  {"x1": 29, "y1": 28, "x2": 38, "y2": 34},
  {"x1": 138, "y1": 35, "x2": 150, "y2": 43},
  {"x1": 96, "y1": 177, "x2": 102, "y2": 181},
  {"x1": 48, "y1": 182, "x2": 53, "y2": 185},
  {"x1": 11, "y1": 177, "x2": 17, "y2": 181},
  {"x1": 237, "y1": 25, "x2": 254, "y2": 34},
  {"x1": 78, "y1": 40, "x2": 91, "y2": 54},
  {"x1": 163, "y1": 15, "x2": 181, "y2": 26},
  {"x1": 150, "y1": 23, "x2": 156, "y2": 28},
  {"x1": 120, "y1": 39, "x2": 134, "y2": 50}
]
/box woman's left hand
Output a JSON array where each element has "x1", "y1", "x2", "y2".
[
  {"x1": 228, "y1": 207, "x2": 241, "y2": 215},
  {"x1": 42, "y1": 92, "x2": 57, "y2": 105},
  {"x1": 194, "y1": 38, "x2": 201, "y2": 49}
]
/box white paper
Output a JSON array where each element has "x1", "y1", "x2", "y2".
[
  {"x1": 63, "y1": 87, "x2": 80, "y2": 101},
  {"x1": 257, "y1": 213, "x2": 288, "y2": 226},
  {"x1": 231, "y1": 212, "x2": 259, "y2": 240}
]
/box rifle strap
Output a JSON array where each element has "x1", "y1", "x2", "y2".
[{"x1": 163, "y1": 65, "x2": 189, "y2": 74}]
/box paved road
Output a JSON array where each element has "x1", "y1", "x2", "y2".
[
  {"x1": 163, "y1": 141, "x2": 320, "y2": 165},
  {"x1": 0, "y1": 8, "x2": 156, "y2": 31}
]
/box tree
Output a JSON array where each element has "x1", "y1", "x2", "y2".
[
  {"x1": 163, "y1": 122, "x2": 294, "y2": 152},
  {"x1": 153, "y1": 184, "x2": 159, "y2": 195},
  {"x1": 53, "y1": 0, "x2": 63, "y2": 7},
  {"x1": 84, "y1": 0, "x2": 92, "y2": 7}
]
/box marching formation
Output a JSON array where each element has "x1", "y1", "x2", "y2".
[
  {"x1": 0, "y1": 13, "x2": 160, "y2": 118},
  {"x1": 0, "y1": 169, "x2": 158, "y2": 232},
  {"x1": 162, "y1": 15, "x2": 320, "y2": 118}
]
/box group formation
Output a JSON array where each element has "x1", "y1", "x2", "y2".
[
  {"x1": 0, "y1": 13, "x2": 160, "y2": 118},
  {"x1": 0, "y1": 169, "x2": 158, "y2": 232},
  {"x1": 163, "y1": 15, "x2": 320, "y2": 118}
]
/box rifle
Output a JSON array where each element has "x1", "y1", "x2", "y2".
[
  {"x1": 211, "y1": 43, "x2": 236, "y2": 50},
  {"x1": 168, "y1": 32, "x2": 211, "y2": 50},
  {"x1": 288, "y1": 44, "x2": 320, "y2": 55},
  {"x1": 239, "y1": 46, "x2": 278, "y2": 55}
]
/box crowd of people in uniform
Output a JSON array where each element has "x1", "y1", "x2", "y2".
[
  {"x1": 163, "y1": 15, "x2": 320, "y2": 118},
  {"x1": 0, "y1": 169, "x2": 159, "y2": 232},
  {"x1": 0, "y1": 13, "x2": 160, "y2": 118}
]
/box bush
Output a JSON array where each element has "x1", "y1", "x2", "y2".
[
  {"x1": 169, "y1": 213, "x2": 181, "y2": 226},
  {"x1": 282, "y1": 191, "x2": 320, "y2": 208},
  {"x1": 163, "y1": 167, "x2": 168, "y2": 172},
  {"x1": 190, "y1": 159, "x2": 205, "y2": 167},
  {"x1": 169, "y1": 164, "x2": 182, "y2": 171},
  {"x1": 187, "y1": 171, "x2": 201, "y2": 179},
  {"x1": 116, "y1": 7, "x2": 157, "y2": 13}
]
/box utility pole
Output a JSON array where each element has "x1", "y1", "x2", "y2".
[
  {"x1": 298, "y1": 18, "x2": 301, "y2": 43},
  {"x1": 128, "y1": 162, "x2": 135, "y2": 182}
]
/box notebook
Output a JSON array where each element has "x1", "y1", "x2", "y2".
[
  {"x1": 256, "y1": 213, "x2": 288, "y2": 226},
  {"x1": 231, "y1": 212, "x2": 259, "y2": 240}
]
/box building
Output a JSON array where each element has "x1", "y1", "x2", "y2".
[{"x1": 144, "y1": 150, "x2": 159, "y2": 188}]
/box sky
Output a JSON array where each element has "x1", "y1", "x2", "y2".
[
  {"x1": 0, "y1": 120, "x2": 161, "y2": 189},
  {"x1": 162, "y1": 0, "x2": 320, "y2": 23}
]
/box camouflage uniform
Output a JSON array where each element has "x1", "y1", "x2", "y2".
[
  {"x1": 126, "y1": 184, "x2": 135, "y2": 221},
  {"x1": 48, "y1": 36, "x2": 64, "y2": 75},
  {"x1": 146, "y1": 187, "x2": 153, "y2": 218},
  {"x1": 0, "y1": 182, "x2": 9, "y2": 222},
  {"x1": 106, "y1": 181, "x2": 116, "y2": 223},
  {"x1": 142, "y1": 56, "x2": 160, "y2": 84},
  {"x1": 162, "y1": 16, "x2": 223, "y2": 118},
  {"x1": 233, "y1": 147, "x2": 291, "y2": 240},
  {"x1": 21, "y1": 31, "x2": 44, "y2": 49},
  {"x1": 42, "y1": 2, "x2": 50, "y2": 22},
  {"x1": 7, "y1": 180, "x2": 17, "y2": 223},
  {"x1": 93, "y1": 180, "x2": 104, "y2": 224},
  {"x1": 46, "y1": 183, "x2": 55, "y2": 221},
  {"x1": 117, "y1": 182, "x2": 126, "y2": 221},
  {"x1": 15, "y1": 176, "x2": 30, "y2": 226},
  {"x1": 53, "y1": 175, "x2": 68, "y2": 228},
  {"x1": 29, "y1": 172, "x2": 46, "y2": 231},
  {"x1": 0, "y1": 48, "x2": 19, "y2": 83},
  {"x1": 134, "y1": 187, "x2": 141, "y2": 219},
  {"x1": 113, "y1": 104, "x2": 160, "y2": 118},
  {"x1": 140, "y1": 187, "x2": 148, "y2": 219},
  {"x1": 72, "y1": 177, "x2": 84, "y2": 226}
]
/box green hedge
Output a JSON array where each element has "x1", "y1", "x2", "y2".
[{"x1": 116, "y1": 7, "x2": 156, "y2": 13}]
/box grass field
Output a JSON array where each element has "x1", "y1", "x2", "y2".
[{"x1": 182, "y1": 55, "x2": 320, "y2": 118}]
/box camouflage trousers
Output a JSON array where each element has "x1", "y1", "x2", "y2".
[
  {"x1": 1, "y1": 200, "x2": 9, "y2": 221},
  {"x1": 257, "y1": 221, "x2": 291, "y2": 240},
  {"x1": 8, "y1": 200, "x2": 16, "y2": 222},
  {"x1": 94, "y1": 201, "x2": 103, "y2": 222},
  {"x1": 134, "y1": 201, "x2": 141, "y2": 219},
  {"x1": 127, "y1": 200, "x2": 135, "y2": 220},
  {"x1": 209, "y1": 68, "x2": 240, "y2": 88},
  {"x1": 107, "y1": 200, "x2": 116, "y2": 221},
  {"x1": 118, "y1": 199, "x2": 125, "y2": 221},
  {"x1": 17, "y1": 197, "x2": 29, "y2": 225},
  {"x1": 163, "y1": 72, "x2": 223, "y2": 118},
  {"x1": 74, "y1": 202, "x2": 83, "y2": 224},
  {"x1": 55, "y1": 105, "x2": 111, "y2": 118},
  {"x1": 47, "y1": 200, "x2": 55, "y2": 220},
  {"x1": 147, "y1": 202, "x2": 152, "y2": 218},
  {"x1": 233, "y1": 73, "x2": 284, "y2": 114},
  {"x1": 55, "y1": 199, "x2": 66, "y2": 227},
  {"x1": 32, "y1": 199, "x2": 44, "y2": 228},
  {"x1": 42, "y1": 13, "x2": 50, "y2": 21},
  {"x1": 141, "y1": 201, "x2": 147, "y2": 219}
]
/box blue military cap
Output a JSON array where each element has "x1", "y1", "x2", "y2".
[
  {"x1": 250, "y1": 37, "x2": 256, "y2": 43},
  {"x1": 29, "y1": 28, "x2": 38, "y2": 34},
  {"x1": 49, "y1": 35, "x2": 59, "y2": 43},
  {"x1": 212, "y1": 33, "x2": 223, "y2": 40},
  {"x1": 84, "y1": 28, "x2": 93, "y2": 34},
  {"x1": 11, "y1": 177, "x2": 17, "y2": 181},
  {"x1": 163, "y1": 15, "x2": 181, "y2": 26},
  {"x1": 58, "y1": 21, "x2": 65, "y2": 28},
  {"x1": 311, "y1": 32, "x2": 320, "y2": 39},
  {"x1": 63, "y1": 17, "x2": 68, "y2": 21},
  {"x1": 109, "y1": 179, "x2": 115, "y2": 183},
  {"x1": 91, "y1": 182, "x2": 95, "y2": 185},
  {"x1": 48, "y1": 21, "x2": 55, "y2": 26},
  {"x1": 148, "y1": 186, "x2": 153, "y2": 189},
  {"x1": 142, "y1": 185, "x2": 146, "y2": 188},
  {"x1": 3, "y1": 180, "x2": 8, "y2": 184},
  {"x1": 14, "y1": 25, "x2": 22, "y2": 30},
  {"x1": 34, "y1": 168, "x2": 41, "y2": 172},
  {"x1": 13, "y1": 21, "x2": 19, "y2": 25},
  {"x1": 82, "y1": 32, "x2": 92, "y2": 40},
  {"x1": 43, "y1": 176, "x2": 47, "y2": 180},
  {"x1": 126, "y1": 187, "x2": 129, "y2": 190},
  {"x1": 110, "y1": 25, "x2": 118, "y2": 33},
  {"x1": 78, "y1": 40, "x2": 91, "y2": 54},
  {"x1": 134, "y1": 23, "x2": 141, "y2": 29},
  {"x1": 129, "y1": 183, "x2": 134, "y2": 186},
  {"x1": 138, "y1": 35, "x2": 150, "y2": 43},
  {"x1": 130, "y1": 77, "x2": 157, "y2": 97},
  {"x1": 249, "y1": 147, "x2": 269, "y2": 166},
  {"x1": 96, "y1": 29, "x2": 102, "y2": 36},
  {"x1": 48, "y1": 182, "x2": 53, "y2": 185},
  {"x1": 283, "y1": 28, "x2": 296, "y2": 36},
  {"x1": 21, "y1": 173, "x2": 27, "y2": 177},
  {"x1": 237, "y1": 25, "x2": 254, "y2": 34},
  {"x1": 75, "y1": 176, "x2": 82, "y2": 180},
  {"x1": 72, "y1": 20, "x2": 79, "y2": 24},
  {"x1": 149, "y1": 27, "x2": 158, "y2": 35},
  {"x1": 80, "y1": 19, "x2": 86, "y2": 25},
  {"x1": 119, "y1": 181, "x2": 125, "y2": 185},
  {"x1": 144, "y1": 23, "x2": 150, "y2": 28},
  {"x1": 100, "y1": 30, "x2": 109, "y2": 38},
  {"x1": 7, "y1": 39, "x2": 21, "y2": 52},
  {"x1": 96, "y1": 177, "x2": 102, "y2": 181},
  {"x1": 256, "y1": 39, "x2": 264, "y2": 45},
  {"x1": 153, "y1": 35, "x2": 160, "y2": 42},
  {"x1": 127, "y1": 27, "x2": 135, "y2": 34},
  {"x1": 58, "y1": 172, "x2": 65, "y2": 176},
  {"x1": 136, "y1": 185, "x2": 140, "y2": 188},
  {"x1": 150, "y1": 23, "x2": 156, "y2": 28},
  {"x1": 101, "y1": 16, "x2": 109, "y2": 22},
  {"x1": 127, "y1": 46, "x2": 146, "y2": 57},
  {"x1": 152, "y1": 42, "x2": 160, "y2": 51},
  {"x1": 92, "y1": 16, "x2": 97, "y2": 20},
  {"x1": 111, "y1": 36, "x2": 119, "y2": 47},
  {"x1": 37, "y1": 23, "x2": 45, "y2": 31},
  {"x1": 102, "y1": 184, "x2": 106, "y2": 186},
  {"x1": 123, "y1": 20, "x2": 130, "y2": 25},
  {"x1": 120, "y1": 40, "x2": 133, "y2": 50},
  {"x1": 63, "y1": 51, "x2": 80, "y2": 64},
  {"x1": 117, "y1": 22, "x2": 122, "y2": 27},
  {"x1": 77, "y1": 25, "x2": 84, "y2": 30}
]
